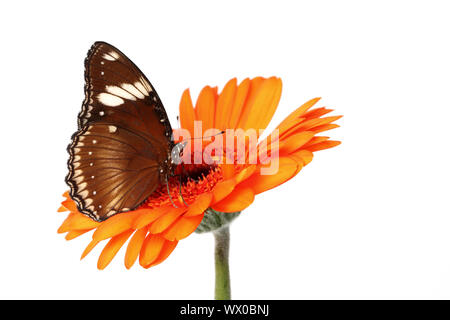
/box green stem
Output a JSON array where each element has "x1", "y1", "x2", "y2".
[{"x1": 213, "y1": 226, "x2": 231, "y2": 300}]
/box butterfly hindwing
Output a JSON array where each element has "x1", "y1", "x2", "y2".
[{"x1": 66, "y1": 42, "x2": 174, "y2": 221}]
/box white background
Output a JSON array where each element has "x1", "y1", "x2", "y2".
[{"x1": 1, "y1": 0, "x2": 449, "y2": 299}]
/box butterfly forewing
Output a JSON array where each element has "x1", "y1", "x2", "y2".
[{"x1": 66, "y1": 42, "x2": 174, "y2": 221}]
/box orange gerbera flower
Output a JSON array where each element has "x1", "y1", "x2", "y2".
[{"x1": 58, "y1": 76, "x2": 341, "y2": 270}]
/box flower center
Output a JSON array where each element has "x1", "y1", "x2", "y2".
[{"x1": 144, "y1": 164, "x2": 223, "y2": 208}]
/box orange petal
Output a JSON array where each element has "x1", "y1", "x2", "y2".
[
  {"x1": 220, "y1": 163, "x2": 236, "y2": 180},
  {"x1": 57, "y1": 212, "x2": 75, "y2": 233},
  {"x1": 243, "y1": 157, "x2": 300, "y2": 194},
  {"x1": 92, "y1": 211, "x2": 139, "y2": 241},
  {"x1": 132, "y1": 207, "x2": 170, "y2": 229},
  {"x1": 276, "y1": 98, "x2": 321, "y2": 132},
  {"x1": 294, "y1": 116, "x2": 342, "y2": 132},
  {"x1": 195, "y1": 86, "x2": 216, "y2": 132},
  {"x1": 163, "y1": 213, "x2": 204, "y2": 241},
  {"x1": 211, "y1": 186, "x2": 255, "y2": 212},
  {"x1": 144, "y1": 240, "x2": 178, "y2": 269},
  {"x1": 58, "y1": 205, "x2": 68, "y2": 212},
  {"x1": 65, "y1": 229, "x2": 92, "y2": 240},
  {"x1": 81, "y1": 239, "x2": 100, "y2": 260},
  {"x1": 279, "y1": 131, "x2": 315, "y2": 155},
  {"x1": 290, "y1": 150, "x2": 314, "y2": 166},
  {"x1": 235, "y1": 165, "x2": 257, "y2": 184},
  {"x1": 212, "y1": 178, "x2": 236, "y2": 204},
  {"x1": 179, "y1": 89, "x2": 196, "y2": 135},
  {"x1": 58, "y1": 212, "x2": 100, "y2": 233},
  {"x1": 61, "y1": 199, "x2": 78, "y2": 212},
  {"x1": 310, "y1": 123, "x2": 340, "y2": 134},
  {"x1": 238, "y1": 77, "x2": 282, "y2": 133},
  {"x1": 303, "y1": 136, "x2": 330, "y2": 148},
  {"x1": 236, "y1": 77, "x2": 263, "y2": 129},
  {"x1": 306, "y1": 140, "x2": 341, "y2": 152},
  {"x1": 227, "y1": 78, "x2": 250, "y2": 129},
  {"x1": 124, "y1": 228, "x2": 148, "y2": 269},
  {"x1": 303, "y1": 107, "x2": 334, "y2": 119},
  {"x1": 139, "y1": 234, "x2": 165, "y2": 267},
  {"x1": 184, "y1": 192, "x2": 213, "y2": 217},
  {"x1": 97, "y1": 230, "x2": 134, "y2": 270},
  {"x1": 215, "y1": 78, "x2": 237, "y2": 130},
  {"x1": 149, "y1": 207, "x2": 185, "y2": 234}
]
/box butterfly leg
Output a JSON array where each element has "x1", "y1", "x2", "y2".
[{"x1": 166, "y1": 175, "x2": 179, "y2": 208}]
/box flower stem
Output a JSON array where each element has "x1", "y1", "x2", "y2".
[{"x1": 213, "y1": 226, "x2": 231, "y2": 300}]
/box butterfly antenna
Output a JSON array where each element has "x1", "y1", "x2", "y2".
[
  {"x1": 166, "y1": 176, "x2": 178, "y2": 208},
  {"x1": 189, "y1": 130, "x2": 225, "y2": 141}
]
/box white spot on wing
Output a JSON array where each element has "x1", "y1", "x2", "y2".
[
  {"x1": 121, "y1": 83, "x2": 145, "y2": 99},
  {"x1": 110, "y1": 51, "x2": 120, "y2": 59},
  {"x1": 106, "y1": 85, "x2": 136, "y2": 101},
  {"x1": 108, "y1": 125, "x2": 117, "y2": 133},
  {"x1": 134, "y1": 81, "x2": 150, "y2": 96},
  {"x1": 97, "y1": 93, "x2": 124, "y2": 107},
  {"x1": 102, "y1": 52, "x2": 116, "y2": 61},
  {"x1": 140, "y1": 76, "x2": 153, "y2": 93}
]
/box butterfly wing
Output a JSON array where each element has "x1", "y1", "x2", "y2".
[{"x1": 66, "y1": 42, "x2": 174, "y2": 221}]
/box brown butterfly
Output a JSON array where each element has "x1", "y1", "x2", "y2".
[{"x1": 66, "y1": 42, "x2": 182, "y2": 222}]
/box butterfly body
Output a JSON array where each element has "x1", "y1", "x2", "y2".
[{"x1": 66, "y1": 42, "x2": 177, "y2": 221}]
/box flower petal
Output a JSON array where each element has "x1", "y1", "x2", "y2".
[
  {"x1": 81, "y1": 239, "x2": 100, "y2": 260},
  {"x1": 220, "y1": 163, "x2": 236, "y2": 180},
  {"x1": 215, "y1": 78, "x2": 237, "y2": 130},
  {"x1": 61, "y1": 199, "x2": 78, "y2": 212},
  {"x1": 290, "y1": 150, "x2": 314, "y2": 166},
  {"x1": 306, "y1": 140, "x2": 341, "y2": 152},
  {"x1": 58, "y1": 212, "x2": 100, "y2": 233},
  {"x1": 211, "y1": 186, "x2": 255, "y2": 212},
  {"x1": 124, "y1": 228, "x2": 148, "y2": 269},
  {"x1": 243, "y1": 157, "x2": 300, "y2": 194},
  {"x1": 227, "y1": 78, "x2": 250, "y2": 129},
  {"x1": 310, "y1": 123, "x2": 340, "y2": 134},
  {"x1": 235, "y1": 165, "x2": 257, "y2": 184},
  {"x1": 195, "y1": 86, "x2": 216, "y2": 132},
  {"x1": 163, "y1": 213, "x2": 205, "y2": 241},
  {"x1": 179, "y1": 89, "x2": 196, "y2": 136},
  {"x1": 149, "y1": 207, "x2": 185, "y2": 234},
  {"x1": 144, "y1": 240, "x2": 178, "y2": 269},
  {"x1": 235, "y1": 77, "x2": 263, "y2": 129},
  {"x1": 97, "y1": 230, "x2": 134, "y2": 270},
  {"x1": 58, "y1": 205, "x2": 68, "y2": 212},
  {"x1": 92, "y1": 211, "x2": 139, "y2": 241},
  {"x1": 303, "y1": 107, "x2": 334, "y2": 119},
  {"x1": 132, "y1": 207, "x2": 170, "y2": 229},
  {"x1": 279, "y1": 131, "x2": 315, "y2": 155},
  {"x1": 211, "y1": 178, "x2": 236, "y2": 204},
  {"x1": 276, "y1": 97, "x2": 321, "y2": 133},
  {"x1": 238, "y1": 77, "x2": 282, "y2": 133},
  {"x1": 293, "y1": 115, "x2": 342, "y2": 133},
  {"x1": 65, "y1": 229, "x2": 92, "y2": 240},
  {"x1": 184, "y1": 192, "x2": 213, "y2": 217},
  {"x1": 139, "y1": 234, "x2": 165, "y2": 267}
]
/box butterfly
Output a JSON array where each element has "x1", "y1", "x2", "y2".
[{"x1": 66, "y1": 42, "x2": 184, "y2": 222}]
